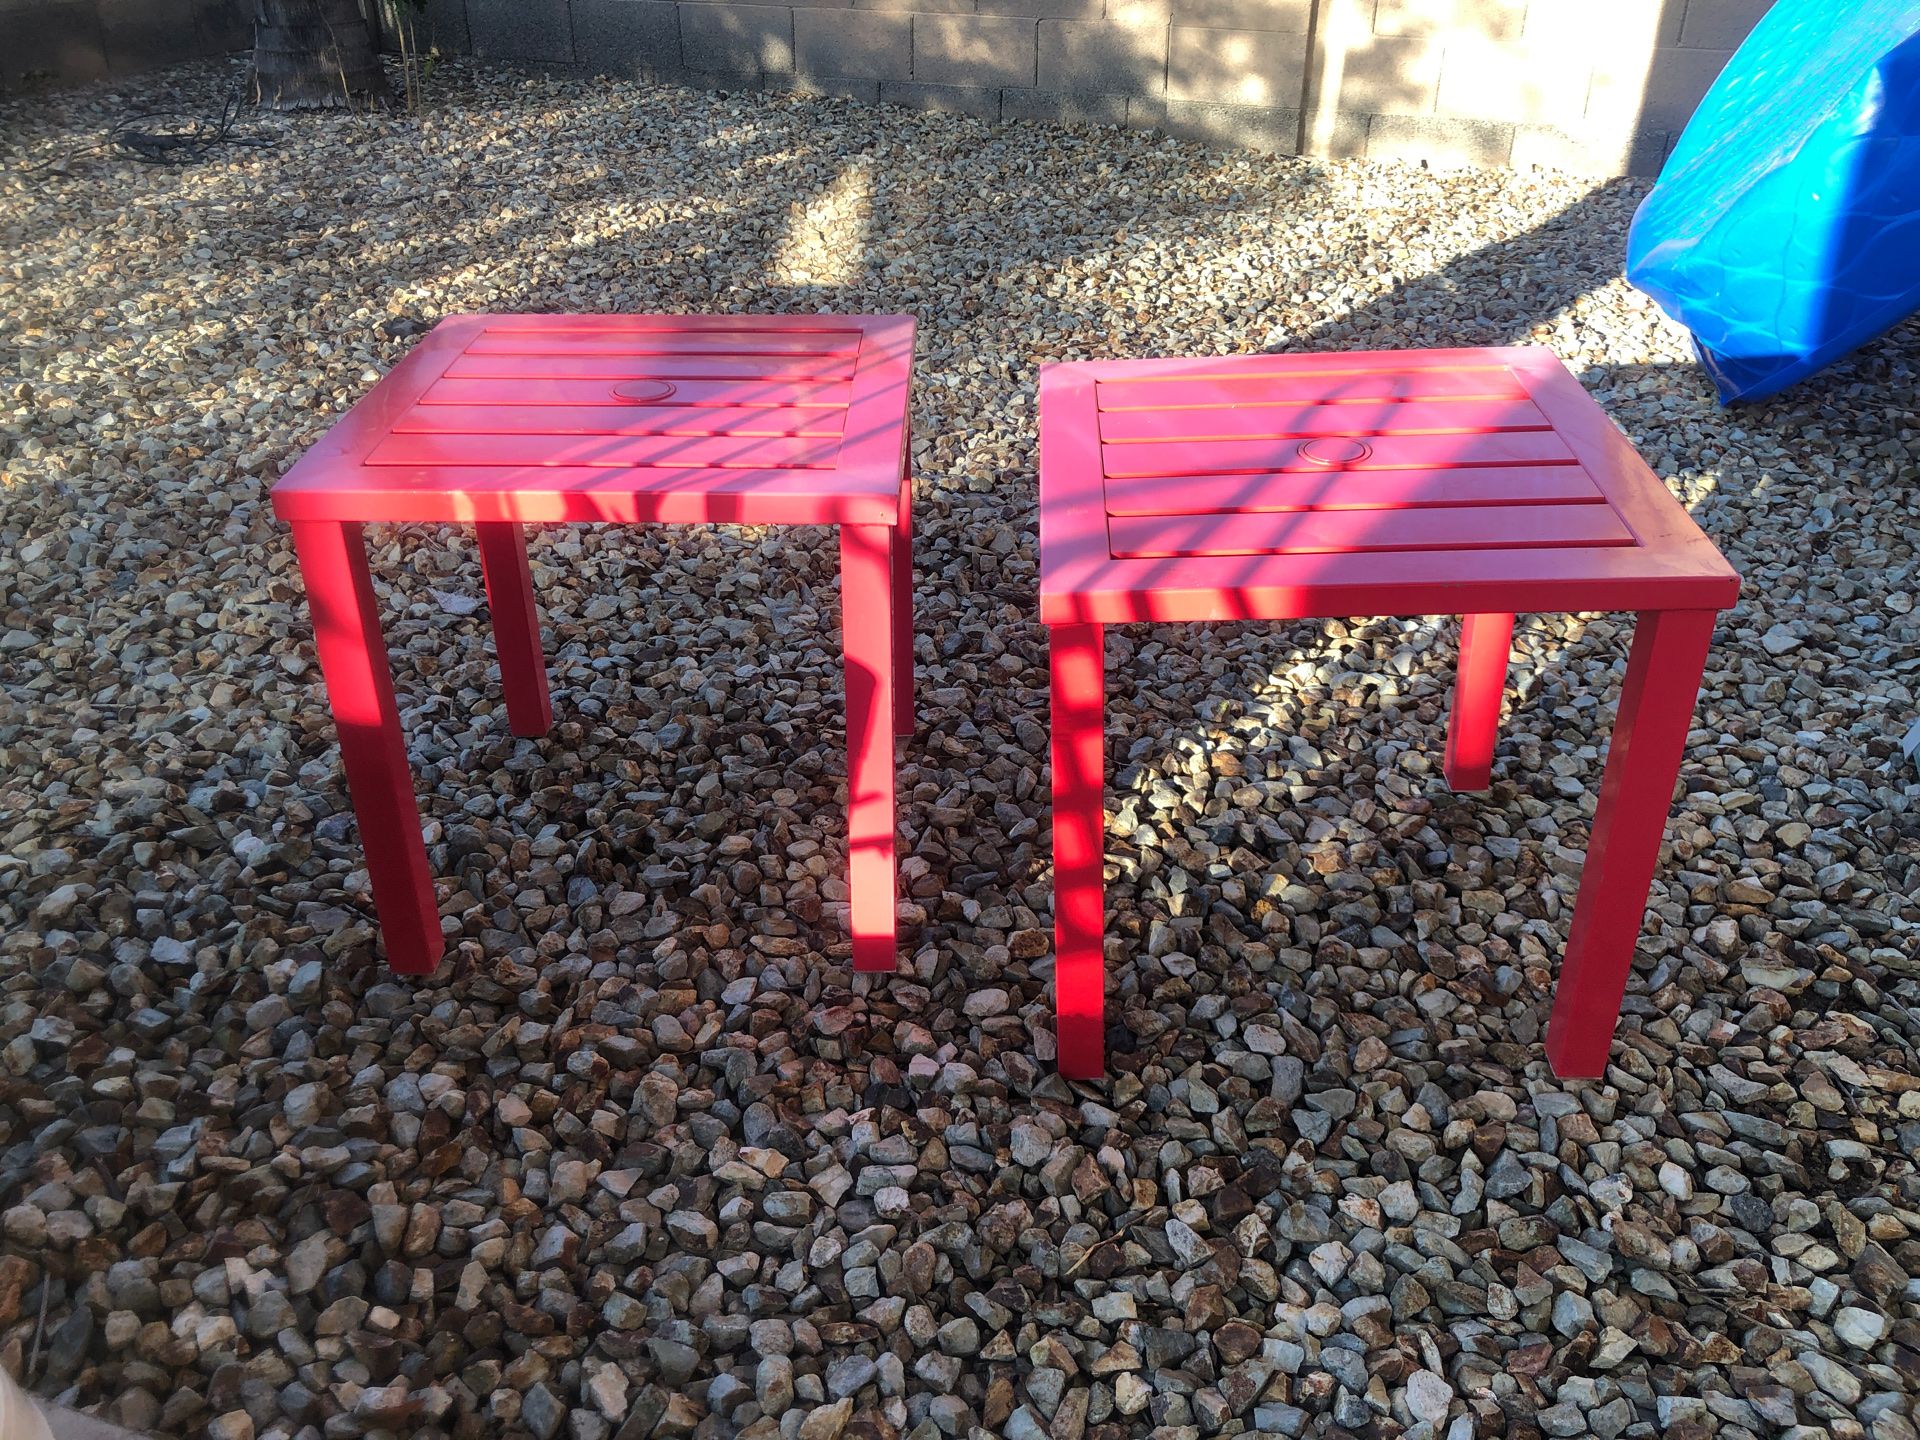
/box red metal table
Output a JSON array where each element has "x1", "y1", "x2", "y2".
[
  {"x1": 273, "y1": 313, "x2": 916, "y2": 976},
  {"x1": 1038, "y1": 346, "x2": 1739, "y2": 1080}
]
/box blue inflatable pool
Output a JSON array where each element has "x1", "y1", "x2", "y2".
[{"x1": 1626, "y1": 0, "x2": 1920, "y2": 404}]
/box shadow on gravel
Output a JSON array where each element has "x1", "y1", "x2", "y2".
[{"x1": 5, "y1": 49, "x2": 1919, "y2": 1437}]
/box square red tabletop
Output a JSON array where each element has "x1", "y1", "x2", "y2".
[
  {"x1": 271, "y1": 313, "x2": 915, "y2": 528},
  {"x1": 1038, "y1": 346, "x2": 1740, "y2": 625}
]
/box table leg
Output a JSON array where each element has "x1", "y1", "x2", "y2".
[
  {"x1": 1051, "y1": 622, "x2": 1105, "y2": 1078},
  {"x1": 1546, "y1": 609, "x2": 1716, "y2": 1078},
  {"x1": 893, "y1": 472, "x2": 915, "y2": 737},
  {"x1": 476, "y1": 522, "x2": 553, "y2": 738},
  {"x1": 841, "y1": 523, "x2": 898, "y2": 973},
  {"x1": 1443, "y1": 611, "x2": 1514, "y2": 792},
  {"x1": 291, "y1": 521, "x2": 444, "y2": 976}
]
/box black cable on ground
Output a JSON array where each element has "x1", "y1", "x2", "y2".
[
  {"x1": 19, "y1": 76, "x2": 278, "y2": 173},
  {"x1": 108, "y1": 78, "x2": 277, "y2": 165}
]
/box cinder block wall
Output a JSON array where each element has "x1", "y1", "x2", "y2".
[
  {"x1": 1, "y1": 0, "x2": 250, "y2": 92},
  {"x1": 439, "y1": 0, "x2": 1773, "y2": 174},
  {"x1": 5, "y1": 0, "x2": 1777, "y2": 175}
]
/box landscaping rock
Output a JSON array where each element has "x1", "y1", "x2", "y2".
[{"x1": 1, "y1": 51, "x2": 1916, "y2": 1440}]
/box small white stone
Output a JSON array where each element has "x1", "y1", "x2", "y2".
[
  {"x1": 1760, "y1": 624, "x2": 1804, "y2": 654},
  {"x1": 1166, "y1": 1218, "x2": 1211, "y2": 1268},
  {"x1": 963, "y1": 988, "x2": 1010, "y2": 1019},
  {"x1": 1833, "y1": 1306, "x2": 1887, "y2": 1349},
  {"x1": 1406, "y1": 1369, "x2": 1453, "y2": 1426},
  {"x1": 1657, "y1": 1161, "x2": 1693, "y2": 1200}
]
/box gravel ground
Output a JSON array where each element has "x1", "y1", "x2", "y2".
[{"x1": 4, "y1": 55, "x2": 1920, "y2": 1440}]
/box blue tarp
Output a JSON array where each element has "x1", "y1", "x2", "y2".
[{"x1": 1626, "y1": 0, "x2": 1920, "y2": 403}]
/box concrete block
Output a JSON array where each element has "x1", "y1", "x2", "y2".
[
  {"x1": 1159, "y1": 97, "x2": 1300, "y2": 150},
  {"x1": 469, "y1": 0, "x2": 575, "y2": 63},
  {"x1": 981, "y1": 0, "x2": 1104, "y2": 15},
  {"x1": 680, "y1": 3, "x2": 795, "y2": 73},
  {"x1": 1169, "y1": 0, "x2": 1311, "y2": 28},
  {"x1": 1169, "y1": 26, "x2": 1305, "y2": 107},
  {"x1": 99, "y1": 0, "x2": 216, "y2": 72},
  {"x1": 1234, "y1": 103, "x2": 1370, "y2": 158},
  {"x1": 1371, "y1": 0, "x2": 1526, "y2": 41},
  {"x1": 796, "y1": 7, "x2": 911, "y2": 78},
  {"x1": 1310, "y1": 105, "x2": 1368, "y2": 156},
  {"x1": 1037, "y1": 17, "x2": 1168, "y2": 95},
  {"x1": 1366, "y1": 112, "x2": 1513, "y2": 166},
  {"x1": 862, "y1": 0, "x2": 973, "y2": 11},
  {"x1": 571, "y1": 1, "x2": 680, "y2": 74},
  {"x1": 1334, "y1": 33, "x2": 1440, "y2": 115},
  {"x1": 790, "y1": 71, "x2": 883, "y2": 100},
  {"x1": 1509, "y1": 122, "x2": 1669, "y2": 175},
  {"x1": 1002, "y1": 86, "x2": 1129, "y2": 124},
  {"x1": 422, "y1": 0, "x2": 473, "y2": 55},
  {"x1": 663, "y1": 63, "x2": 779, "y2": 90},
  {"x1": 1591, "y1": 43, "x2": 1732, "y2": 129},
  {"x1": 195, "y1": 0, "x2": 253, "y2": 54},
  {"x1": 1524, "y1": 0, "x2": 1683, "y2": 47},
  {"x1": 1433, "y1": 38, "x2": 1590, "y2": 126},
  {"x1": 914, "y1": 14, "x2": 1038, "y2": 87},
  {"x1": 1312, "y1": 0, "x2": 1371, "y2": 37},
  {"x1": 2, "y1": 1, "x2": 107, "y2": 87},
  {"x1": 376, "y1": 0, "x2": 466, "y2": 56},
  {"x1": 880, "y1": 78, "x2": 1004, "y2": 118},
  {"x1": 1677, "y1": 0, "x2": 1773, "y2": 48}
]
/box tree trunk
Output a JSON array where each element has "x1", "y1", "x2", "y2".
[{"x1": 251, "y1": 0, "x2": 388, "y2": 110}]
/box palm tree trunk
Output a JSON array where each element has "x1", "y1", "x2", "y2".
[{"x1": 251, "y1": 0, "x2": 388, "y2": 110}]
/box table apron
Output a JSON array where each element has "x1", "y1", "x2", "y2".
[
  {"x1": 271, "y1": 491, "x2": 901, "y2": 528},
  {"x1": 1041, "y1": 581, "x2": 1737, "y2": 625}
]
